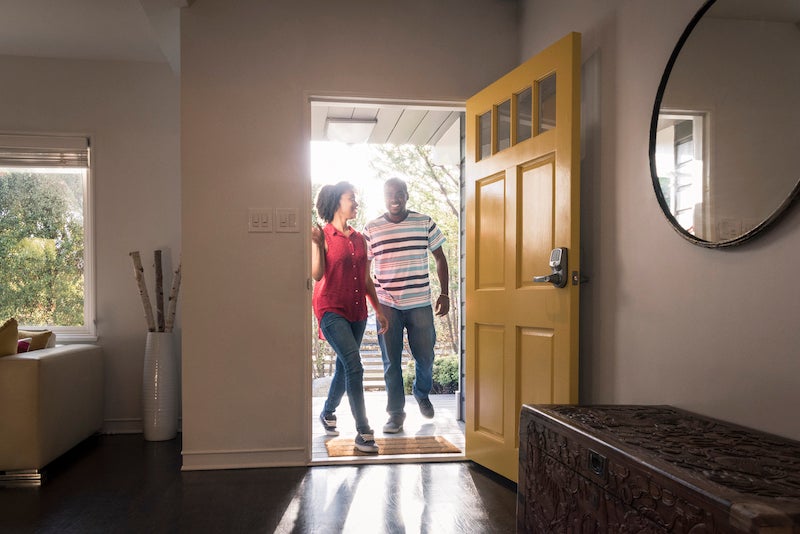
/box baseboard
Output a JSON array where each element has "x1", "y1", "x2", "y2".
[
  {"x1": 181, "y1": 446, "x2": 307, "y2": 471},
  {"x1": 103, "y1": 418, "x2": 183, "y2": 435}
]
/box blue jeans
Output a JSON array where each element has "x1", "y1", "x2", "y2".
[
  {"x1": 319, "y1": 312, "x2": 371, "y2": 434},
  {"x1": 378, "y1": 305, "x2": 436, "y2": 418}
]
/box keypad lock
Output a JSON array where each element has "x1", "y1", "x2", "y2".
[{"x1": 533, "y1": 247, "x2": 568, "y2": 288}]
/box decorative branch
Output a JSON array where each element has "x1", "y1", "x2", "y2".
[
  {"x1": 165, "y1": 260, "x2": 182, "y2": 333},
  {"x1": 130, "y1": 251, "x2": 156, "y2": 332},
  {"x1": 154, "y1": 250, "x2": 165, "y2": 332}
]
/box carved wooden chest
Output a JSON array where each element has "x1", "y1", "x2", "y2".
[{"x1": 518, "y1": 405, "x2": 800, "y2": 533}]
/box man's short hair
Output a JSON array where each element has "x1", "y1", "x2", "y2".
[{"x1": 384, "y1": 177, "x2": 408, "y2": 194}]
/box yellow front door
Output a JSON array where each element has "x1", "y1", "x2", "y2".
[{"x1": 465, "y1": 32, "x2": 581, "y2": 482}]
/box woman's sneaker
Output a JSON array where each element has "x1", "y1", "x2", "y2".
[
  {"x1": 355, "y1": 431, "x2": 379, "y2": 453},
  {"x1": 319, "y1": 412, "x2": 339, "y2": 436}
]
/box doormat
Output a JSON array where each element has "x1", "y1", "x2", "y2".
[{"x1": 325, "y1": 436, "x2": 461, "y2": 457}]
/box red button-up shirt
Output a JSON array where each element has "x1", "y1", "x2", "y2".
[{"x1": 312, "y1": 223, "x2": 369, "y2": 324}]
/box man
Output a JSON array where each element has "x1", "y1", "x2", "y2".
[{"x1": 363, "y1": 177, "x2": 450, "y2": 433}]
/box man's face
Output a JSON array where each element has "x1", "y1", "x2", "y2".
[{"x1": 384, "y1": 183, "x2": 408, "y2": 217}]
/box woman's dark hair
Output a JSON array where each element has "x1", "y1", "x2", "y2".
[{"x1": 315, "y1": 181, "x2": 355, "y2": 222}]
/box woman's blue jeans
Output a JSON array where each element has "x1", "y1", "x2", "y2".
[
  {"x1": 378, "y1": 305, "x2": 436, "y2": 418},
  {"x1": 319, "y1": 312, "x2": 370, "y2": 434}
]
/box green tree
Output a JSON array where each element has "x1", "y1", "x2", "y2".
[
  {"x1": 369, "y1": 144, "x2": 461, "y2": 353},
  {"x1": 0, "y1": 171, "x2": 85, "y2": 326}
]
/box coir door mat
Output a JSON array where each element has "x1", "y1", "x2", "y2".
[{"x1": 325, "y1": 436, "x2": 462, "y2": 457}]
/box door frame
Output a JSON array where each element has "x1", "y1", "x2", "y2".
[{"x1": 304, "y1": 94, "x2": 468, "y2": 465}]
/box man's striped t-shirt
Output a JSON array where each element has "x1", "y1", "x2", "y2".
[{"x1": 364, "y1": 211, "x2": 445, "y2": 310}]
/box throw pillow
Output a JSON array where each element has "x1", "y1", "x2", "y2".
[
  {"x1": 0, "y1": 318, "x2": 19, "y2": 357},
  {"x1": 18, "y1": 329, "x2": 55, "y2": 351},
  {"x1": 17, "y1": 337, "x2": 32, "y2": 353}
]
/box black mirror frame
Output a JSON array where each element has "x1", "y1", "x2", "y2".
[{"x1": 648, "y1": 0, "x2": 800, "y2": 248}]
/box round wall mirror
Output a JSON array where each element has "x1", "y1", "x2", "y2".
[{"x1": 649, "y1": 0, "x2": 800, "y2": 247}]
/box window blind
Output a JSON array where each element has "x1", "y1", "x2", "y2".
[{"x1": 0, "y1": 134, "x2": 90, "y2": 168}]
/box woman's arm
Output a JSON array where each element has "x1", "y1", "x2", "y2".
[{"x1": 311, "y1": 223, "x2": 326, "y2": 281}]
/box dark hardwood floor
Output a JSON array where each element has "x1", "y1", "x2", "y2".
[{"x1": 0, "y1": 434, "x2": 517, "y2": 533}]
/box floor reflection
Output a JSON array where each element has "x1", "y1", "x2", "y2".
[{"x1": 274, "y1": 462, "x2": 515, "y2": 533}]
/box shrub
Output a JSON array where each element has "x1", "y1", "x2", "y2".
[{"x1": 403, "y1": 354, "x2": 459, "y2": 395}]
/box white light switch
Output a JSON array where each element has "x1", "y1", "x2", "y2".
[
  {"x1": 248, "y1": 208, "x2": 273, "y2": 233},
  {"x1": 276, "y1": 208, "x2": 299, "y2": 233}
]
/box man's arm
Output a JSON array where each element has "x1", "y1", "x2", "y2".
[{"x1": 432, "y1": 246, "x2": 450, "y2": 317}]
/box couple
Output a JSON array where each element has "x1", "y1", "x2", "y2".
[{"x1": 311, "y1": 178, "x2": 450, "y2": 454}]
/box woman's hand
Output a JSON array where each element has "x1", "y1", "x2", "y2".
[
  {"x1": 311, "y1": 223, "x2": 325, "y2": 248},
  {"x1": 311, "y1": 223, "x2": 325, "y2": 281}
]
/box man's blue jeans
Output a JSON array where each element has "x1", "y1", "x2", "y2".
[
  {"x1": 319, "y1": 312, "x2": 370, "y2": 434},
  {"x1": 378, "y1": 305, "x2": 436, "y2": 418}
]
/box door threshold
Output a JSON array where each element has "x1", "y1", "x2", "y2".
[{"x1": 310, "y1": 453, "x2": 467, "y2": 467}]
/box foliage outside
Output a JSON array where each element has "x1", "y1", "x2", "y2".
[
  {"x1": 0, "y1": 170, "x2": 85, "y2": 326},
  {"x1": 311, "y1": 141, "x2": 461, "y2": 380},
  {"x1": 403, "y1": 355, "x2": 460, "y2": 395}
]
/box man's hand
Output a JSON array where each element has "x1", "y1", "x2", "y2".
[
  {"x1": 375, "y1": 310, "x2": 389, "y2": 335},
  {"x1": 434, "y1": 294, "x2": 450, "y2": 316}
]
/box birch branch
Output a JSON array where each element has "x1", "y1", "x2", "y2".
[
  {"x1": 130, "y1": 251, "x2": 156, "y2": 332},
  {"x1": 154, "y1": 250, "x2": 165, "y2": 332},
  {"x1": 165, "y1": 261, "x2": 182, "y2": 333}
]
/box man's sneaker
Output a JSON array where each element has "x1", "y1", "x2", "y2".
[
  {"x1": 382, "y1": 416, "x2": 405, "y2": 434},
  {"x1": 416, "y1": 397, "x2": 435, "y2": 419},
  {"x1": 319, "y1": 412, "x2": 339, "y2": 437},
  {"x1": 355, "y1": 431, "x2": 379, "y2": 453}
]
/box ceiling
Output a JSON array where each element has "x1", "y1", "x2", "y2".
[
  {"x1": 0, "y1": 0, "x2": 184, "y2": 72},
  {"x1": 310, "y1": 100, "x2": 462, "y2": 149},
  {"x1": 1, "y1": 1, "x2": 463, "y2": 151}
]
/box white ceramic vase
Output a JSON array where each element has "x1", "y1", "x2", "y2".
[{"x1": 142, "y1": 331, "x2": 178, "y2": 441}]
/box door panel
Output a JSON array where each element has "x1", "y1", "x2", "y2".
[{"x1": 465, "y1": 32, "x2": 581, "y2": 482}]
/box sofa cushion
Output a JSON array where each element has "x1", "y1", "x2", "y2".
[
  {"x1": 0, "y1": 318, "x2": 18, "y2": 357},
  {"x1": 18, "y1": 329, "x2": 55, "y2": 351},
  {"x1": 17, "y1": 338, "x2": 32, "y2": 353}
]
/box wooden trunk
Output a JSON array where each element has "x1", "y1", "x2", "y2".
[{"x1": 518, "y1": 405, "x2": 800, "y2": 533}]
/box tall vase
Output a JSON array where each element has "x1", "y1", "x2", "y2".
[{"x1": 142, "y1": 331, "x2": 178, "y2": 441}]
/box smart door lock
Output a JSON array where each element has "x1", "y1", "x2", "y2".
[{"x1": 533, "y1": 247, "x2": 568, "y2": 288}]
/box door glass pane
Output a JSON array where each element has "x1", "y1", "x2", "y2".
[
  {"x1": 538, "y1": 73, "x2": 556, "y2": 133},
  {"x1": 479, "y1": 111, "x2": 492, "y2": 160},
  {"x1": 516, "y1": 87, "x2": 532, "y2": 143},
  {"x1": 497, "y1": 100, "x2": 511, "y2": 151}
]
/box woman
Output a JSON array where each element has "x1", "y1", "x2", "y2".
[{"x1": 312, "y1": 181, "x2": 387, "y2": 453}]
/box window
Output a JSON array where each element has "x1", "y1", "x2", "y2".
[
  {"x1": 0, "y1": 134, "x2": 94, "y2": 338},
  {"x1": 655, "y1": 113, "x2": 707, "y2": 237}
]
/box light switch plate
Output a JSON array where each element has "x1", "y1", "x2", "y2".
[
  {"x1": 276, "y1": 208, "x2": 299, "y2": 233},
  {"x1": 248, "y1": 208, "x2": 273, "y2": 232}
]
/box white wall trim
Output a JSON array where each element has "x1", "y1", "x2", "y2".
[{"x1": 181, "y1": 447, "x2": 307, "y2": 471}]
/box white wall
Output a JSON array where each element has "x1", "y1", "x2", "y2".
[
  {"x1": 180, "y1": 0, "x2": 520, "y2": 469},
  {"x1": 522, "y1": 0, "x2": 800, "y2": 440},
  {"x1": 0, "y1": 55, "x2": 181, "y2": 432}
]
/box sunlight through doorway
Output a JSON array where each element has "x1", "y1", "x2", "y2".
[{"x1": 308, "y1": 98, "x2": 465, "y2": 464}]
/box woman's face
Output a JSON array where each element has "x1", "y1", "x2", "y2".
[{"x1": 337, "y1": 189, "x2": 358, "y2": 220}]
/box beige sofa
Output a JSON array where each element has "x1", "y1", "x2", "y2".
[{"x1": 0, "y1": 344, "x2": 103, "y2": 484}]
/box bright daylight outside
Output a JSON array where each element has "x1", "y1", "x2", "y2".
[
  {"x1": 0, "y1": 167, "x2": 87, "y2": 330},
  {"x1": 309, "y1": 115, "x2": 464, "y2": 458}
]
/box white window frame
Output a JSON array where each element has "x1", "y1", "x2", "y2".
[{"x1": 0, "y1": 133, "x2": 96, "y2": 341}]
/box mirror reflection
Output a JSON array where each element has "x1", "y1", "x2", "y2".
[{"x1": 651, "y1": 0, "x2": 800, "y2": 246}]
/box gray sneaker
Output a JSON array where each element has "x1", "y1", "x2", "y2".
[
  {"x1": 355, "y1": 431, "x2": 379, "y2": 453},
  {"x1": 416, "y1": 397, "x2": 434, "y2": 419},
  {"x1": 319, "y1": 412, "x2": 339, "y2": 437},
  {"x1": 382, "y1": 416, "x2": 405, "y2": 434}
]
